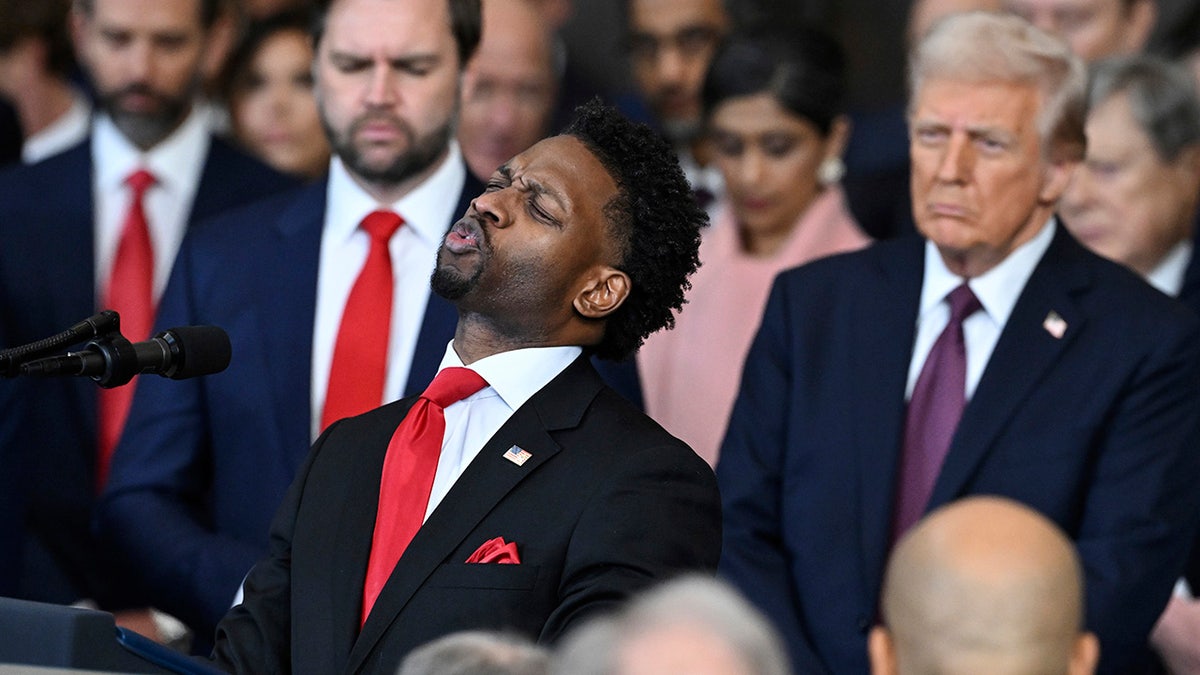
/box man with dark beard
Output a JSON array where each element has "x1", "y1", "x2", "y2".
[
  {"x1": 93, "y1": 0, "x2": 485, "y2": 650},
  {"x1": 0, "y1": 0, "x2": 293, "y2": 633},
  {"x1": 211, "y1": 99, "x2": 719, "y2": 675}
]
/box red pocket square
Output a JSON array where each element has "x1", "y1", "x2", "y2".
[{"x1": 465, "y1": 536, "x2": 520, "y2": 564}]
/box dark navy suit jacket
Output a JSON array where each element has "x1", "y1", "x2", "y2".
[
  {"x1": 0, "y1": 137, "x2": 296, "y2": 606},
  {"x1": 717, "y1": 226, "x2": 1200, "y2": 675},
  {"x1": 96, "y1": 172, "x2": 481, "y2": 640}
]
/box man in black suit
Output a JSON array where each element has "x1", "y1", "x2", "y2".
[{"x1": 211, "y1": 99, "x2": 720, "y2": 674}]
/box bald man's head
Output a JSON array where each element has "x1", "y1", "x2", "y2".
[{"x1": 869, "y1": 496, "x2": 1099, "y2": 675}]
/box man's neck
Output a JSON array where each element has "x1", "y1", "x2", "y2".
[{"x1": 15, "y1": 76, "x2": 75, "y2": 137}]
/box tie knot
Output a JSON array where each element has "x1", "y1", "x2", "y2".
[
  {"x1": 946, "y1": 283, "x2": 982, "y2": 324},
  {"x1": 422, "y1": 367, "x2": 488, "y2": 408},
  {"x1": 126, "y1": 169, "x2": 156, "y2": 196},
  {"x1": 361, "y1": 210, "x2": 404, "y2": 242}
]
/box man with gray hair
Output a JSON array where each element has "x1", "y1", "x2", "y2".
[
  {"x1": 868, "y1": 496, "x2": 1099, "y2": 675},
  {"x1": 399, "y1": 631, "x2": 549, "y2": 675},
  {"x1": 552, "y1": 575, "x2": 790, "y2": 675},
  {"x1": 717, "y1": 11, "x2": 1200, "y2": 674}
]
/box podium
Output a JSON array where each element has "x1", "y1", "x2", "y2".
[{"x1": 0, "y1": 597, "x2": 211, "y2": 673}]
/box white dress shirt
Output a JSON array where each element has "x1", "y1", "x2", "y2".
[
  {"x1": 906, "y1": 217, "x2": 1057, "y2": 400},
  {"x1": 91, "y1": 107, "x2": 209, "y2": 303},
  {"x1": 22, "y1": 89, "x2": 91, "y2": 164},
  {"x1": 424, "y1": 342, "x2": 581, "y2": 521},
  {"x1": 1146, "y1": 240, "x2": 1193, "y2": 298},
  {"x1": 310, "y1": 145, "x2": 467, "y2": 440}
]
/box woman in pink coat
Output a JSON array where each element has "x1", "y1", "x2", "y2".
[{"x1": 638, "y1": 30, "x2": 871, "y2": 466}]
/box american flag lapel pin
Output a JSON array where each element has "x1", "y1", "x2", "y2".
[
  {"x1": 503, "y1": 445, "x2": 533, "y2": 466},
  {"x1": 1043, "y1": 310, "x2": 1067, "y2": 339}
]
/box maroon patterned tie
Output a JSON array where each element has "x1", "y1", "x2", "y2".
[{"x1": 892, "y1": 283, "x2": 981, "y2": 539}]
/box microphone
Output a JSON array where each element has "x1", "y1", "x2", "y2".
[
  {"x1": 0, "y1": 310, "x2": 121, "y2": 377},
  {"x1": 20, "y1": 326, "x2": 231, "y2": 388}
]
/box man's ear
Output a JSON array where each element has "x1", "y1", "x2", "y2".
[
  {"x1": 868, "y1": 626, "x2": 898, "y2": 675},
  {"x1": 574, "y1": 266, "x2": 630, "y2": 320}
]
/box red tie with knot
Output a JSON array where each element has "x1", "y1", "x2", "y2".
[
  {"x1": 361, "y1": 366, "x2": 489, "y2": 625},
  {"x1": 96, "y1": 168, "x2": 156, "y2": 490},
  {"x1": 892, "y1": 283, "x2": 982, "y2": 540},
  {"x1": 322, "y1": 210, "x2": 405, "y2": 432}
]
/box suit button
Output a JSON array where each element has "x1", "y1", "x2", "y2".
[{"x1": 857, "y1": 617, "x2": 871, "y2": 633}]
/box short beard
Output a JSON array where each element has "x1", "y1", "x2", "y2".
[
  {"x1": 325, "y1": 112, "x2": 454, "y2": 187},
  {"x1": 660, "y1": 116, "x2": 702, "y2": 145},
  {"x1": 99, "y1": 85, "x2": 192, "y2": 150}
]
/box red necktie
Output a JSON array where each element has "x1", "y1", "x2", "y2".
[
  {"x1": 96, "y1": 168, "x2": 156, "y2": 490},
  {"x1": 892, "y1": 283, "x2": 982, "y2": 540},
  {"x1": 322, "y1": 210, "x2": 404, "y2": 432},
  {"x1": 361, "y1": 366, "x2": 489, "y2": 625}
]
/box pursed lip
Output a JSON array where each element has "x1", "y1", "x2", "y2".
[{"x1": 443, "y1": 216, "x2": 484, "y2": 254}]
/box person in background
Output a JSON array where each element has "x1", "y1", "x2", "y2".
[
  {"x1": 637, "y1": 29, "x2": 869, "y2": 467},
  {"x1": 717, "y1": 12, "x2": 1200, "y2": 673},
  {"x1": 622, "y1": 0, "x2": 730, "y2": 212},
  {"x1": 0, "y1": 0, "x2": 90, "y2": 164},
  {"x1": 1002, "y1": 0, "x2": 1157, "y2": 62},
  {"x1": 869, "y1": 496, "x2": 1099, "y2": 675},
  {"x1": 457, "y1": 0, "x2": 557, "y2": 184},
  {"x1": 398, "y1": 631, "x2": 549, "y2": 675},
  {"x1": 0, "y1": 0, "x2": 294, "y2": 634},
  {"x1": 1057, "y1": 54, "x2": 1200, "y2": 674},
  {"x1": 1060, "y1": 56, "x2": 1200, "y2": 308},
  {"x1": 221, "y1": 9, "x2": 331, "y2": 180},
  {"x1": 551, "y1": 575, "x2": 791, "y2": 675}
]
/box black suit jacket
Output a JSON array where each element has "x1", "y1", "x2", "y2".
[
  {"x1": 212, "y1": 356, "x2": 722, "y2": 674},
  {"x1": 0, "y1": 137, "x2": 295, "y2": 606},
  {"x1": 718, "y1": 226, "x2": 1200, "y2": 674}
]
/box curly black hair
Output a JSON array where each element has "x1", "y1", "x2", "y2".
[{"x1": 563, "y1": 99, "x2": 706, "y2": 361}]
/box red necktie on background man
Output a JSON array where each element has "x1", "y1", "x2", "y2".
[
  {"x1": 322, "y1": 210, "x2": 405, "y2": 431},
  {"x1": 361, "y1": 366, "x2": 489, "y2": 625},
  {"x1": 96, "y1": 168, "x2": 156, "y2": 490},
  {"x1": 892, "y1": 283, "x2": 982, "y2": 540}
]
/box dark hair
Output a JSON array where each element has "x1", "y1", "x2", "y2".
[
  {"x1": 702, "y1": 27, "x2": 846, "y2": 135},
  {"x1": 311, "y1": 0, "x2": 480, "y2": 68},
  {"x1": 563, "y1": 99, "x2": 705, "y2": 361},
  {"x1": 219, "y1": 8, "x2": 314, "y2": 103},
  {"x1": 0, "y1": 0, "x2": 74, "y2": 76},
  {"x1": 1148, "y1": 0, "x2": 1200, "y2": 62},
  {"x1": 74, "y1": 0, "x2": 221, "y2": 28}
]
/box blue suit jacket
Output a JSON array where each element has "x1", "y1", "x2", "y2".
[
  {"x1": 717, "y1": 226, "x2": 1200, "y2": 675},
  {"x1": 96, "y1": 172, "x2": 481, "y2": 640},
  {"x1": 0, "y1": 137, "x2": 296, "y2": 605}
]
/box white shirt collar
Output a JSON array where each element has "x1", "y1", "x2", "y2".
[
  {"x1": 22, "y1": 89, "x2": 91, "y2": 164},
  {"x1": 325, "y1": 141, "x2": 466, "y2": 247},
  {"x1": 919, "y1": 216, "x2": 1057, "y2": 327},
  {"x1": 437, "y1": 341, "x2": 582, "y2": 413},
  {"x1": 1146, "y1": 240, "x2": 1193, "y2": 297},
  {"x1": 92, "y1": 105, "x2": 209, "y2": 199}
]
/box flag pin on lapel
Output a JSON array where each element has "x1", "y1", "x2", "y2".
[
  {"x1": 1043, "y1": 310, "x2": 1067, "y2": 339},
  {"x1": 504, "y1": 445, "x2": 533, "y2": 466}
]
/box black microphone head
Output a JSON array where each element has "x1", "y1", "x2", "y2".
[{"x1": 158, "y1": 325, "x2": 231, "y2": 379}]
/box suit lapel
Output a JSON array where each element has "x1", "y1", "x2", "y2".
[
  {"x1": 927, "y1": 225, "x2": 1089, "y2": 509},
  {"x1": 260, "y1": 181, "x2": 326, "y2": 467},
  {"x1": 403, "y1": 173, "x2": 483, "y2": 396},
  {"x1": 345, "y1": 357, "x2": 601, "y2": 674},
  {"x1": 854, "y1": 239, "x2": 924, "y2": 600}
]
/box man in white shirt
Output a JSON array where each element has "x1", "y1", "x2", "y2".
[
  {"x1": 0, "y1": 0, "x2": 292, "y2": 627},
  {"x1": 95, "y1": 0, "x2": 484, "y2": 650},
  {"x1": 211, "y1": 99, "x2": 719, "y2": 674}
]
